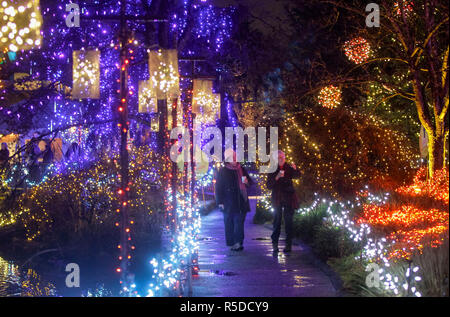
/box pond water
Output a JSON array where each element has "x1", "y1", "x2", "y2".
[{"x1": 0, "y1": 254, "x2": 156, "y2": 297}]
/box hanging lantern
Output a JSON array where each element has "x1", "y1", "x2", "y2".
[
  {"x1": 138, "y1": 80, "x2": 157, "y2": 113},
  {"x1": 343, "y1": 37, "x2": 371, "y2": 65},
  {"x1": 150, "y1": 115, "x2": 159, "y2": 132},
  {"x1": 318, "y1": 85, "x2": 341, "y2": 109},
  {"x1": 192, "y1": 79, "x2": 220, "y2": 125},
  {"x1": 0, "y1": 0, "x2": 43, "y2": 52},
  {"x1": 72, "y1": 49, "x2": 100, "y2": 99},
  {"x1": 148, "y1": 49, "x2": 179, "y2": 100}
]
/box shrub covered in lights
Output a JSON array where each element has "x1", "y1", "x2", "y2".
[
  {"x1": 9, "y1": 146, "x2": 165, "y2": 251},
  {"x1": 282, "y1": 106, "x2": 419, "y2": 200},
  {"x1": 357, "y1": 167, "x2": 449, "y2": 260}
]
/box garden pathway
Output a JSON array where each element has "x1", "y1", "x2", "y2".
[{"x1": 192, "y1": 202, "x2": 338, "y2": 297}]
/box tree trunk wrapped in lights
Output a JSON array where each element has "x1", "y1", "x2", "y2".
[
  {"x1": 148, "y1": 49, "x2": 180, "y2": 100},
  {"x1": 0, "y1": 0, "x2": 43, "y2": 52},
  {"x1": 72, "y1": 50, "x2": 100, "y2": 99},
  {"x1": 192, "y1": 79, "x2": 220, "y2": 125}
]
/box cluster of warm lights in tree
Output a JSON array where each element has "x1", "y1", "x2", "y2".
[
  {"x1": 193, "y1": 91, "x2": 220, "y2": 125},
  {"x1": 0, "y1": 0, "x2": 42, "y2": 52},
  {"x1": 138, "y1": 81, "x2": 157, "y2": 114},
  {"x1": 394, "y1": 1, "x2": 414, "y2": 17},
  {"x1": 282, "y1": 107, "x2": 418, "y2": 198},
  {"x1": 318, "y1": 85, "x2": 341, "y2": 109},
  {"x1": 343, "y1": 37, "x2": 371, "y2": 64},
  {"x1": 6, "y1": 146, "x2": 163, "y2": 242}
]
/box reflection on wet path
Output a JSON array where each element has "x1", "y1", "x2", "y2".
[{"x1": 192, "y1": 209, "x2": 337, "y2": 297}]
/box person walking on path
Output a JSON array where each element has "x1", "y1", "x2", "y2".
[
  {"x1": 0, "y1": 143, "x2": 10, "y2": 168},
  {"x1": 215, "y1": 148, "x2": 254, "y2": 251},
  {"x1": 267, "y1": 150, "x2": 301, "y2": 253}
]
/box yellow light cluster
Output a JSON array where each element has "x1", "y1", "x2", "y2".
[
  {"x1": 72, "y1": 50, "x2": 100, "y2": 99},
  {"x1": 10, "y1": 145, "x2": 165, "y2": 241},
  {"x1": 148, "y1": 49, "x2": 180, "y2": 100},
  {"x1": 193, "y1": 91, "x2": 220, "y2": 125},
  {"x1": 282, "y1": 107, "x2": 419, "y2": 197},
  {"x1": 0, "y1": 0, "x2": 42, "y2": 52},
  {"x1": 318, "y1": 85, "x2": 341, "y2": 109}
]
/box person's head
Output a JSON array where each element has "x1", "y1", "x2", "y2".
[
  {"x1": 224, "y1": 148, "x2": 237, "y2": 164},
  {"x1": 273, "y1": 150, "x2": 285, "y2": 166},
  {"x1": 1, "y1": 143, "x2": 7, "y2": 150}
]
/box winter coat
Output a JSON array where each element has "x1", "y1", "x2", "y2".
[
  {"x1": 215, "y1": 165, "x2": 253, "y2": 213},
  {"x1": 267, "y1": 163, "x2": 301, "y2": 209}
]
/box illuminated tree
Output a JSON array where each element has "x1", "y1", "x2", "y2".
[{"x1": 328, "y1": 0, "x2": 449, "y2": 178}]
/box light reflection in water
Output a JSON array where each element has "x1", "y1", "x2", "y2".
[{"x1": 0, "y1": 256, "x2": 58, "y2": 297}]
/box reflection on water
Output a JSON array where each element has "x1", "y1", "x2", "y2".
[
  {"x1": 0, "y1": 255, "x2": 154, "y2": 297},
  {"x1": 0, "y1": 256, "x2": 57, "y2": 297}
]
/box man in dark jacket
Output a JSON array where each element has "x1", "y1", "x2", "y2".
[
  {"x1": 215, "y1": 149, "x2": 253, "y2": 251},
  {"x1": 267, "y1": 150, "x2": 301, "y2": 253}
]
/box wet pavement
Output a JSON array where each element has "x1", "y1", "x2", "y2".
[{"x1": 192, "y1": 206, "x2": 338, "y2": 297}]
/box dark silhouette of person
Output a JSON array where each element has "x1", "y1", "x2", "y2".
[
  {"x1": 65, "y1": 142, "x2": 81, "y2": 162},
  {"x1": 0, "y1": 142, "x2": 10, "y2": 167},
  {"x1": 267, "y1": 150, "x2": 301, "y2": 253},
  {"x1": 215, "y1": 149, "x2": 254, "y2": 251},
  {"x1": 42, "y1": 143, "x2": 54, "y2": 164}
]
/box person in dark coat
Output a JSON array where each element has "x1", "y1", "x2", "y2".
[
  {"x1": 42, "y1": 143, "x2": 54, "y2": 164},
  {"x1": 215, "y1": 149, "x2": 253, "y2": 251},
  {"x1": 0, "y1": 143, "x2": 10, "y2": 167},
  {"x1": 267, "y1": 150, "x2": 301, "y2": 253}
]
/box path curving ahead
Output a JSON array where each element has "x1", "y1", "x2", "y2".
[{"x1": 192, "y1": 207, "x2": 338, "y2": 297}]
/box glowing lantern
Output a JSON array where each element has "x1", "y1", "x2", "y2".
[
  {"x1": 192, "y1": 79, "x2": 220, "y2": 125},
  {"x1": 343, "y1": 37, "x2": 371, "y2": 64},
  {"x1": 138, "y1": 80, "x2": 157, "y2": 113},
  {"x1": 72, "y1": 49, "x2": 100, "y2": 99},
  {"x1": 0, "y1": 0, "x2": 43, "y2": 52},
  {"x1": 318, "y1": 85, "x2": 341, "y2": 109},
  {"x1": 148, "y1": 49, "x2": 179, "y2": 100}
]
